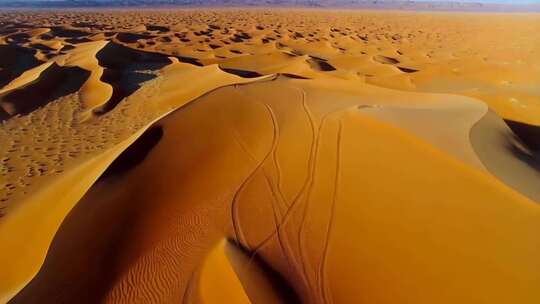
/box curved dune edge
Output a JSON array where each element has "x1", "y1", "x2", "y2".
[
  {"x1": 322, "y1": 111, "x2": 540, "y2": 303},
  {"x1": 61, "y1": 40, "x2": 113, "y2": 113},
  {"x1": 0, "y1": 41, "x2": 112, "y2": 118},
  {"x1": 0, "y1": 110, "x2": 172, "y2": 303},
  {"x1": 296, "y1": 77, "x2": 491, "y2": 171},
  {"x1": 0, "y1": 61, "x2": 54, "y2": 96},
  {"x1": 194, "y1": 240, "x2": 252, "y2": 304},
  {"x1": 0, "y1": 53, "x2": 267, "y2": 206},
  {"x1": 0, "y1": 72, "x2": 268, "y2": 302},
  {"x1": 0, "y1": 40, "x2": 112, "y2": 119},
  {"x1": 357, "y1": 94, "x2": 488, "y2": 171},
  {"x1": 8, "y1": 77, "x2": 540, "y2": 303},
  {"x1": 470, "y1": 110, "x2": 540, "y2": 203},
  {"x1": 192, "y1": 239, "x2": 298, "y2": 304}
]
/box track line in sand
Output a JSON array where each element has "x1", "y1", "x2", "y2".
[{"x1": 318, "y1": 119, "x2": 342, "y2": 304}]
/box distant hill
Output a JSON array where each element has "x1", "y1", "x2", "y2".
[{"x1": 1, "y1": 0, "x2": 538, "y2": 11}]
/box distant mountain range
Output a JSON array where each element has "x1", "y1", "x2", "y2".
[{"x1": 1, "y1": 0, "x2": 538, "y2": 11}]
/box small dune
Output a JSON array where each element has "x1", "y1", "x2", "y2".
[
  {"x1": 219, "y1": 67, "x2": 263, "y2": 78},
  {"x1": 49, "y1": 26, "x2": 90, "y2": 38},
  {"x1": 471, "y1": 111, "x2": 540, "y2": 203},
  {"x1": 95, "y1": 42, "x2": 171, "y2": 70},
  {"x1": 396, "y1": 66, "x2": 418, "y2": 73},
  {"x1": 145, "y1": 25, "x2": 170, "y2": 33},
  {"x1": 116, "y1": 32, "x2": 156, "y2": 44},
  {"x1": 373, "y1": 54, "x2": 400, "y2": 65},
  {"x1": 0, "y1": 62, "x2": 89, "y2": 117},
  {"x1": 0, "y1": 45, "x2": 42, "y2": 88},
  {"x1": 306, "y1": 57, "x2": 337, "y2": 71}
]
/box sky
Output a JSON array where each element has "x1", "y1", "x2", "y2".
[
  {"x1": 420, "y1": 0, "x2": 538, "y2": 2},
  {"x1": 2, "y1": 0, "x2": 539, "y2": 3}
]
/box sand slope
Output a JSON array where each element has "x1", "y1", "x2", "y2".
[
  {"x1": 0, "y1": 9, "x2": 539, "y2": 303},
  {"x1": 8, "y1": 76, "x2": 540, "y2": 303}
]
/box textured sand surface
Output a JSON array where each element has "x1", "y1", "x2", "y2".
[{"x1": 0, "y1": 9, "x2": 539, "y2": 303}]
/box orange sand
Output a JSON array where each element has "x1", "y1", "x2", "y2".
[{"x1": 0, "y1": 9, "x2": 539, "y2": 303}]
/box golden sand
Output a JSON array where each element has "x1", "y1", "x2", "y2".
[{"x1": 0, "y1": 9, "x2": 539, "y2": 303}]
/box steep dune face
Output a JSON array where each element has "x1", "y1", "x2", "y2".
[
  {"x1": 470, "y1": 111, "x2": 540, "y2": 203},
  {"x1": 10, "y1": 77, "x2": 540, "y2": 303},
  {"x1": 0, "y1": 9, "x2": 539, "y2": 304},
  {"x1": 0, "y1": 62, "x2": 90, "y2": 116},
  {"x1": 61, "y1": 40, "x2": 113, "y2": 114},
  {"x1": 0, "y1": 32, "x2": 260, "y2": 302},
  {"x1": 92, "y1": 42, "x2": 171, "y2": 115},
  {"x1": 0, "y1": 45, "x2": 42, "y2": 88}
]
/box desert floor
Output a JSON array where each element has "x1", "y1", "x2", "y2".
[{"x1": 0, "y1": 8, "x2": 539, "y2": 303}]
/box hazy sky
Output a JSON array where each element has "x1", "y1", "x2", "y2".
[
  {"x1": 2, "y1": 0, "x2": 539, "y2": 3},
  {"x1": 419, "y1": 0, "x2": 538, "y2": 2},
  {"x1": 411, "y1": 0, "x2": 539, "y2": 2}
]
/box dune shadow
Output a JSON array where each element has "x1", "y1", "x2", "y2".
[
  {"x1": 373, "y1": 55, "x2": 400, "y2": 65},
  {"x1": 177, "y1": 56, "x2": 203, "y2": 66},
  {"x1": 98, "y1": 125, "x2": 163, "y2": 181},
  {"x1": 504, "y1": 120, "x2": 540, "y2": 152},
  {"x1": 64, "y1": 37, "x2": 92, "y2": 44},
  {"x1": 504, "y1": 119, "x2": 540, "y2": 174},
  {"x1": 29, "y1": 43, "x2": 55, "y2": 51},
  {"x1": 49, "y1": 26, "x2": 89, "y2": 38},
  {"x1": 96, "y1": 42, "x2": 171, "y2": 70},
  {"x1": 471, "y1": 112, "x2": 540, "y2": 203},
  {"x1": 116, "y1": 32, "x2": 156, "y2": 44},
  {"x1": 505, "y1": 138, "x2": 540, "y2": 174},
  {"x1": 0, "y1": 45, "x2": 42, "y2": 89},
  {"x1": 226, "y1": 239, "x2": 301, "y2": 303},
  {"x1": 145, "y1": 25, "x2": 169, "y2": 33},
  {"x1": 93, "y1": 42, "x2": 172, "y2": 115},
  {"x1": 219, "y1": 67, "x2": 262, "y2": 78},
  {"x1": 397, "y1": 66, "x2": 418, "y2": 73},
  {"x1": 307, "y1": 57, "x2": 336, "y2": 72},
  {"x1": 93, "y1": 70, "x2": 156, "y2": 115},
  {"x1": 0, "y1": 107, "x2": 10, "y2": 121},
  {"x1": 0, "y1": 62, "x2": 90, "y2": 118},
  {"x1": 7, "y1": 33, "x2": 31, "y2": 43},
  {"x1": 281, "y1": 73, "x2": 311, "y2": 79}
]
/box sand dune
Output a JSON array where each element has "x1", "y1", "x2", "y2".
[
  {"x1": 9, "y1": 76, "x2": 540, "y2": 303},
  {"x1": 0, "y1": 44, "x2": 43, "y2": 89},
  {"x1": 0, "y1": 62, "x2": 89, "y2": 116},
  {"x1": 0, "y1": 8, "x2": 539, "y2": 303}
]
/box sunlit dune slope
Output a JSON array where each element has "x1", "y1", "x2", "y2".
[
  {"x1": 0, "y1": 39, "x2": 263, "y2": 302},
  {"x1": 1, "y1": 10, "x2": 540, "y2": 206},
  {"x1": 9, "y1": 76, "x2": 540, "y2": 303}
]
